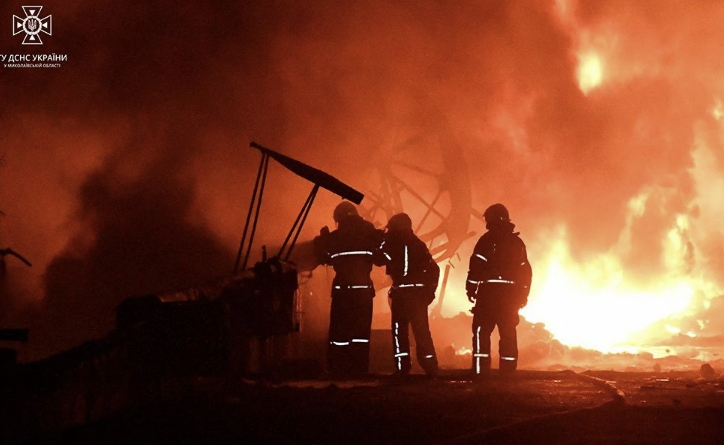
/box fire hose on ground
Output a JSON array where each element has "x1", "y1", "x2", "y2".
[{"x1": 443, "y1": 369, "x2": 626, "y2": 445}]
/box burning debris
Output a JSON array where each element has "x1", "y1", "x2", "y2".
[
  {"x1": 0, "y1": 1, "x2": 723, "y2": 371},
  {"x1": 5, "y1": 4, "x2": 724, "y2": 445}
]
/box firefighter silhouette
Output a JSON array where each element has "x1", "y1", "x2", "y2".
[
  {"x1": 466, "y1": 204, "x2": 532, "y2": 375},
  {"x1": 379, "y1": 213, "x2": 440, "y2": 377},
  {"x1": 313, "y1": 201, "x2": 384, "y2": 378}
]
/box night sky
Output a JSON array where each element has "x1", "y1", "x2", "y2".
[{"x1": 2, "y1": 0, "x2": 724, "y2": 361}]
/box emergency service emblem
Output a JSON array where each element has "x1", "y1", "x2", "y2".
[{"x1": 13, "y1": 6, "x2": 52, "y2": 45}]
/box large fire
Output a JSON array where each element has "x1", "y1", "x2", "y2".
[
  {"x1": 442, "y1": 166, "x2": 723, "y2": 359},
  {"x1": 3, "y1": 0, "x2": 724, "y2": 371},
  {"x1": 521, "y1": 232, "x2": 696, "y2": 353}
]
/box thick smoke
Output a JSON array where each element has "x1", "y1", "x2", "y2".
[{"x1": 1, "y1": 0, "x2": 724, "y2": 360}]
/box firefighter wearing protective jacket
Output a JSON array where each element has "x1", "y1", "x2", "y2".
[
  {"x1": 313, "y1": 201, "x2": 384, "y2": 379},
  {"x1": 379, "y1": 213, "x2": 440, "y2": 377},
  {"x1": 466, "y1": 203, "x2": 532, "y2": 375}
]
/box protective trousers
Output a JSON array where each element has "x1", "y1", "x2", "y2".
[
  {"x1": 471, "y1": 301, "x2": 520, "y2": 374},
  {"x1": 390, "y1": 293, "x2": 438, "y2": 376},
  {"x1": 327, "y1": 288, "x2": 374, "y2": 378}
]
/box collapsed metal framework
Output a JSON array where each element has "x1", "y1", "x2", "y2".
[
  {"x1": 0, "y1": 143, "x2": 369, "y2": 439},
  {"x1": 357, "y1": 115, "x2": 482, "y2": 318},
  {"x1": 0, "y1": 159, "x2": 33, "y2": 367},
  {"x1": 233, "y1": 141, "x2": 364, "y2": 273}
]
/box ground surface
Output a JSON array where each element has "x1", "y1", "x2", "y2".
[{"x1": 15, "y1": 369, "x2": 724, "y2": 445}]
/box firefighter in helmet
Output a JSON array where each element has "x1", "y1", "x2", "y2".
[
  {"x1": 466, "y1": 203, "x2": 532, "y2": 375},
  {"x1": 379, "y1": 213, "x2": 440, "y2": 377},
  {"x1": 313, "y1": 201, "x2": 384, "y2": 379}
]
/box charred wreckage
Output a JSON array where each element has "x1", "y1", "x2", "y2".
[{"x1": 0, "y1": 142, "x2": 373, "y2": 435}]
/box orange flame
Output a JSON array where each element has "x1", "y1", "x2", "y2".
[{"x1": 521, "y1": 230, "x2": 696, "y2": 352}]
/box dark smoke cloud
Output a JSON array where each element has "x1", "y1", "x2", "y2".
[
  {"x1": 1, "y1": 0, "x2": 724, "y2": 359},
  {"x1": 37, "y1": 124, "x2": 233, "y2": 355}
]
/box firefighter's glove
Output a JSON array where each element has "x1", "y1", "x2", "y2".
[{"x1": 466, "y1": 291, "x2": 476, "y2": 304}]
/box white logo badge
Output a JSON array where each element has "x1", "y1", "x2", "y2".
[{"x1": 13, "y1": 6, "x2": 52, "y2": 45}]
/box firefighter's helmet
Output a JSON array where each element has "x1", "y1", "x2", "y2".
[
  {"x1": 333, "y1": 201, "x2": 358, "y2": 223},
  {"x1": 483, "y1": 203, "x2": 510, "y2": 223},
  {"x1": 386, "y1": 213, "x2": 413, "y2": 232}
]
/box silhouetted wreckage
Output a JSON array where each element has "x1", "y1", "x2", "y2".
[
  {"x1": 0, "y1": 247, "x2": 32, "y2": 269},
  {"x1": 0, "y1": 247, "x2": 31, "y2": 372},
  {"x1": 0, "y1": 159, "x2": 32, "y2": 367},
  {"x1": 0, "y1": 143, "x2": 365, "y2": 441}
]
